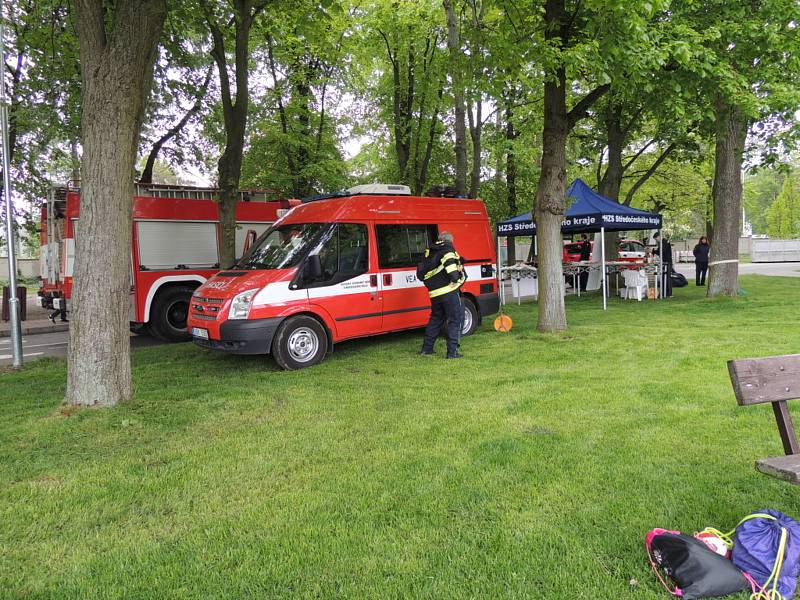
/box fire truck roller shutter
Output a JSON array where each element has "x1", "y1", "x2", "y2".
[{"x1": 136, "y1": 221, "x2": 219, "y2": 270}]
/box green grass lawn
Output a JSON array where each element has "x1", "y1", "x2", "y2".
[{"x1": 2, "y1": 275, "x2": 800, "y2": 599}]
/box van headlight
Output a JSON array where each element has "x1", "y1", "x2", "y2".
[{"x1": 228, "y1": 289, "x2": 258, "y2": 320}]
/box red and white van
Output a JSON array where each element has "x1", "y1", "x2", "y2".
[{"x1": 188, "y1": 185, "x2": 500, "y2": 369}]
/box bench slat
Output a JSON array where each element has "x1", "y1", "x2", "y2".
[
  {"x1": 727, "y1": 354, "x2": 800, "y2": 406},
  {"x1": 757, "y1": 455, "x2": 800, "y2": 485}
]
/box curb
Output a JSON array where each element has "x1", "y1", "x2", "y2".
[{"x1": 0, "y1": 323, "x2": 69, "y2": 338}]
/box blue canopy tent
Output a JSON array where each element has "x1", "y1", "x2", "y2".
[{"x1": 495, "y1": 179, "x2": 664, "y2": 309}]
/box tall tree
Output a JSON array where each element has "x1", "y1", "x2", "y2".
[
  {"x1": 67, "y1": 0, "x2": 166, "y2": 407},
  {"x1": 533, "y1": 0, "x2": 669, "y2": 331},
  {"x1": 443, "y1": 0, "x2": 467, "y2": 195},
  {"x1": 665, "y1": 0, "x2": 800, "y2": 296},
  {"x1": 708, "y1": 100, "x2": 748, "y2": 296},
  {"x1": 364, "y1": 0, "x2": 447, "y2": 193},
  {"x1": 703, "y1": 0, "x2": 800, "y2": 297},
  {"x1": 202, "y1": 0, "x2": 268, "y2": 267},
  {"x1": 534, "y1": 0, "x2": 607, "y2": 332},
  {"x1": 256, "y1": 0, "x2": 348, "y2": 197},
  {"x1": 765, "y1": 172, "x2": 800, "y2": 238},
  {"x1": 0, "y1": 1, "x2": 81, "y2": 237}
]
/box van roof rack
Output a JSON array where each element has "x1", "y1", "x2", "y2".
[
  {"x1": 301, "y1": 184, "x2": 412, "y2": 203},
  {"x1": 426, "y1": 185, "x2": 464, "y2": 198},
  {"x1": 56, "y1": 180, "x2": 280, "y2": 202}
]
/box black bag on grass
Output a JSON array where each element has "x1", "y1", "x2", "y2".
[
  {"x1": 671, "y1": 271, "x2": 688, "y2": 287},
  {"x1": 646, "y1": 529, "x2": 750, "y2": 599}
]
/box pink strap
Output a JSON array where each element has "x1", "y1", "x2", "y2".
[
  {"x1": 742, "y1": 572, "x2": 759, "y2": 594},
  {"x1": 645, "y1": 533, "x2": 683, "y2": 596}
]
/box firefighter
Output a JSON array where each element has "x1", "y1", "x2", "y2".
[{"x1": 418, "y1": 231, "x2": 466, "y2": 359}]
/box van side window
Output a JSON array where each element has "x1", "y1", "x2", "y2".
[
  {"x1": 376, "y1": 224, "x2": 438, "y2": 268},
  {"x1": 312, "y1": 223, "x2": 369, "y2": 286}
]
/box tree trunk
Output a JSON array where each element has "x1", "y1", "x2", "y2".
[
  {"x1": 599, "y1": 106, "x2": 624, "y2": 202},
  {"x1": 444, "y1": 0, "x2": 467, "y2": 196},
  {"x1": 382, "y1": 34, "x2": 411, "y2": 183},
  {"x1": 598, "y1": 106, "x2": 624, "y2": 266},
  {"x1": 708, "y1": 98, "x2": 747, "y2": 297},
  {"x1": 468, "y1": 99, "x2": 482, "y2": 199},
  {"x1": 414, "y1": 84, "x2": 443, "y2": 195},
  {"x1": 535, "y1": 68, "x2": 568, "y2": 332},
  {"x1": 70, "y1": 140, "x2": 81, "y2": 182},
  {"x1": 67, "y1": 0, "x2": 166, "y2": 407},
  {"x1": 217, "y1": 119, "x2": 245, "y2": 268},
  {"x1": 206, "y1": 0, "x2": 259, "y2": 267},
  {"x1": 293, "y1": 61, "x2": 314, "y2": 197},
  {"x1": 266, "y1": 34, "x2": 299, "y2": 191}
]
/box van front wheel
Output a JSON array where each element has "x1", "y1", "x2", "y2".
[{"x1": 272, "y1": 316, "x2": 328, "y2": 370}]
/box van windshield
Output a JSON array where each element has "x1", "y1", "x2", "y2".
[{"x1": 236, "y1": 223, "x2": 324, "y2": 270}]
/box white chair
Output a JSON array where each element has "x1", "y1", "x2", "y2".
[{"x1": 622, "y1": 269, "x2": 648, "y2": 301}]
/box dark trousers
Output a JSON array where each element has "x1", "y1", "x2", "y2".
[
  {"x1": 579, "y1": 270, "x2": 589, "y2": 292},
  {"x1": 422, "y1": 292, "x2": 463, "y2": 356},
  {"x1": 50, "y1": 298, "x2": 68, "y2": 322},
  {"x1": 696, "y1": 262, "x2": 708, "y2": 285}
]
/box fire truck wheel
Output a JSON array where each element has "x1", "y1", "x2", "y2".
[
  {"x1": 461, "y1": 297, "x2": 479, "y2": 337},
  {"x1": 150, "y1": 286, "x2": 194, "y2": 342},
  {"x1": 272, "y1": 315, "x2": 328, "y2": 370}
]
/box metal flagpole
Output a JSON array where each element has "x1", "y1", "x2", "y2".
[
  {"x1": 0, "y1": 3, "x2": 23, "y2": 367},
  {"x1": 601, "y1": 227, "x2": 607, "y2": 311}
]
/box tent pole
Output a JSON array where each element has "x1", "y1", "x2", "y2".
[
  {"x1": 601, "y1": 227, "x2": 607, "y2": 311},
  {"x1": 659, "y1": 233, "x2": 663, "y2": 300},
  {"x1": 497, "y1": 236, "x2": 503, "y2": 306}
]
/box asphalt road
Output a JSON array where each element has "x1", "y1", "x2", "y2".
[{"x1": 0, "y1": 331, "x2": 165, "y2": 368}]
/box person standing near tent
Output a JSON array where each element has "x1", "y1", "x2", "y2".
[
  {"x1": 652, "y1": 232, "x2": 673, "y2": 298},
  {"x1": 578, "y1": 233, "x2": 591, "y2": 291},
  {"x1": 418, "y1": 231, "x2": 466, "y2": 359},
  {"x1": 693, "y1": 236, "x2": 710, "y2": 286}
]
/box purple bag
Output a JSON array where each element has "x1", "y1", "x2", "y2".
[{"x1": 731, "y1": 510, "x2": 800, "y2": 599}]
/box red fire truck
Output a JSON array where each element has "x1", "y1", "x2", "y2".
[
  {"x1": 38, "y1": 182, "x2": 290, "y2": 341},
  {"x1": 188, "y1": 184, "x2": 500, "y2": 369}
]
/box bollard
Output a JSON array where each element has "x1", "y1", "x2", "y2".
[{"x1": 2, "y1": 286, "x2": 26, "y2": 321}]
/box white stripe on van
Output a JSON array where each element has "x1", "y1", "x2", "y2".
[{"x1": 251, "y1": 265, "x2": 494, "y2": 307}]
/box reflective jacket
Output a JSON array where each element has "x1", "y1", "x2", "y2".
[{"x1": 420, "y1": 241, "x2": 466, "y2": 300}]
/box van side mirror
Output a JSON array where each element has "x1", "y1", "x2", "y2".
[{"x1": 306, "y1": 254, "x2": 323, "y2": 280}]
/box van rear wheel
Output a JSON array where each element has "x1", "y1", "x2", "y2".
[
  {"x1": 272, "y1": 316, "x2": 328, "y2": 370},
  {"x1": 461, "y1": 298, "x2": 479, "y2": 336}
]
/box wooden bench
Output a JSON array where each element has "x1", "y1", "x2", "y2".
[{"x1": 728, "y1": 354, "x2": 800, "y2": 483}]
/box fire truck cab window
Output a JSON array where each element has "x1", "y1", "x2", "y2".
[
  {"x1": 376, "y1": 224, "x2": 438, "y2": 269},
  {"x1": 312, "y1": 223, "x2": 369, "y2": 285}
]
